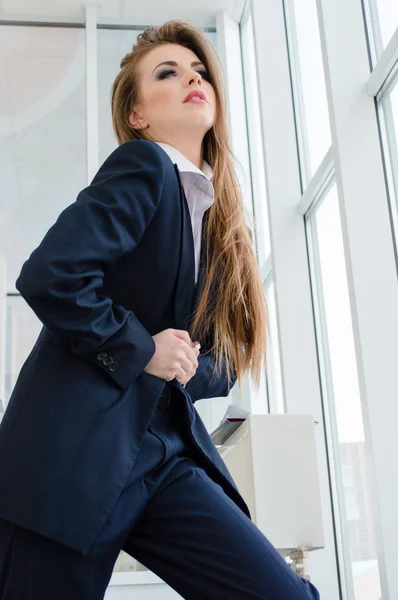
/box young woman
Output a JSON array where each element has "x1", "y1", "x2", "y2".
[{"x1": 0, "y1": 19, "x2": 320, "y2": 600}]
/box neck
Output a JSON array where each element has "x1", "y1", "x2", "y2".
[{"x1": 159, "y1": 138, "x2": 203, "y2": 170}]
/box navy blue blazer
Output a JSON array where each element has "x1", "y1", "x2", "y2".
[{"x1": 0, "y1": 140, "x2": 251, "y2": 555}]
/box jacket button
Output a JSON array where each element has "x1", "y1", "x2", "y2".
[
  {"x1": 97, "y1": 352, "x2": 108, "y2": 361},
  {"x1": 109, "y1": 361, "x2": 119, "y2": 371},
  {"x1": 103, "y1": 356, "x2": 113, "y2": 367}
]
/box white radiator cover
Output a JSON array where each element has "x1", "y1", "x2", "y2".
[{"x1": 217, "y1": 414, "x2": 324, "y2": 552}]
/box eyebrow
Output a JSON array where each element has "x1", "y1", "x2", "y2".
[{"x1": 152, "y1": 60, "x2": 205, "y2": 74}]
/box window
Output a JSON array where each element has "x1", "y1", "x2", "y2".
[
  {"x1": 367, "y1": 0, "x2": 398, "y2": 56},
  {"x1": 284, "y1": 0, "x2": 332, "y2": 184},
  {"x1": 306, "y1": 183, "x2": 381, "y2": 599},
  {"x1": 1, "y1": 23, "x2": 86, "y2": 404},
  {"x1": 376, "y1": 76, "x2": 398, "y2": 259},
  {"x1": 0, "y1": 25, "x2": 87, "y2": 292},
  {"x1": 241, "y1": 12, "x2": 271, "y2": 264}
]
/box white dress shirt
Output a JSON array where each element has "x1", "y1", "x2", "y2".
[{"x1": 154, "y1": 142, "x2": 214, "y2": 284}]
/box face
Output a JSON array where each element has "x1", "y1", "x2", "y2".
[{"x1": 128, "y1": 43, "x2": 216, "y2": 145}]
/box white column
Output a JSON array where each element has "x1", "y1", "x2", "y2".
[
  {"x1": 316, "y1": 0, "x2": 398, "y2": 597},
  {"x1": 251, "y1": 0, "x2": 340, "y2": 596},
  {"x1": 82, "y1": 0, "x2": 101, "y2": 184}
]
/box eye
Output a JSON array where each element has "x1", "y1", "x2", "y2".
[
  {"x1": 198, "y1": 69, "x2": 212, "y2": 82},
  {"x1": 158, "y1": 69, "x2": 176, "y2": 79}
]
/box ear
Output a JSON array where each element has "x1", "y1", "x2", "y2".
[{"x1": 128, "y1": 109, "x2": 147, "y2": 130}]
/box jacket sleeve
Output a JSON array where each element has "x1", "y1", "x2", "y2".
[
  {"x1": 15, "y1": 140, "x2": 165, "y2": 391},
  {"x1": 184, "y1": 352, "x2": 237, "y2": 402}
]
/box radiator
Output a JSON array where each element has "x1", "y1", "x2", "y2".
[{"x1": 217, "y1": 414, "x2": 324, "y2": 554}]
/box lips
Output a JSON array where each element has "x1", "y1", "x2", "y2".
[{"x1": 184, "y1": 90, "x2": 207, "y2": 103}]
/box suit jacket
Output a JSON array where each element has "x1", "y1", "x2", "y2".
[{"x1": 0, "y1": 140, "x2": 251, "y2": 555}]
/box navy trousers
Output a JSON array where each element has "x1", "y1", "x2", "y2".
[{"x1": 0, "y1": 387, "x2": 320, "y2": 599}]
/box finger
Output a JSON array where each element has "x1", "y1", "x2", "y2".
[
  {"x1": 177, "y1": 340, "x2": 199, "y2": 369},
  {"x1": 181, "y1": 343, "x2": 199, "y2": 369},
  {"x1": 191, "y1": 340, "x2": 201, "y2": 352},
  {"x1": 176, "y1": 366, "x2": 196, "y2": 386},
  {"x1": 179, "y1": 355, "x2": 193, "y2": 373},
  {"x1": 172, "y1": 330, "x2": 192, "y2": 346},
  {"x1": 176, "y1": 367, "x2": 195, "y2": 386},
  {"x1": 177, "y1": 353, "x2": 197, "y2": 377},
  {"x1": 175, "y1": 365, "x2": 189, "y2": 383},
  {"x1": 175, "y1": 372, "x2": 187, "y2": 385}
]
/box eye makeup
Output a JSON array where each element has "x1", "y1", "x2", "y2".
[{"x1": 156, "y1": 69, "x2": 211, "y2": 82}]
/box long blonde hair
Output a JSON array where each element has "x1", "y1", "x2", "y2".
[{"x1": 111, "y1": 19, "x2": 268, "y2": 392}]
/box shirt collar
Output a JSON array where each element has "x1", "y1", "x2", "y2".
[{"x1": 154, "y1": 142, "x2": 213, "y2": 182}]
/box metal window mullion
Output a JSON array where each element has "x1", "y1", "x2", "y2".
[
  {"x1": 365, "y1": 0, "x2": 384, "y2": 63},
  {"x1": 251, "y1": 0, "x2": 340, "y2": 595},
  {"x1": 283, "y1": 0, "x2": 312, "y2": 188},
  {"x1": 367, "y1": 25, "x2": 398, "y2": 97},
  {"x1": 298, "y1": 147, "x2": 334, "y2": 215},
  {"x1": 379, "y1": 95, "x2": 398, "y2": 239},
  {"x1": 240, "y1": 13, "x2": 269, "y2": 265},
  {"x1": 316, "y1": 0, "x2": 398, "y2": 597}
]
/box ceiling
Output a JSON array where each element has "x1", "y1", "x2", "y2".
[{"x1": 0, "y1": 0, "x2": 248, "y2": 28}]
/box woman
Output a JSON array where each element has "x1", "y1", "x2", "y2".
[{"x1": 0, "y1": 19, "x2": 320, "y2": 600}]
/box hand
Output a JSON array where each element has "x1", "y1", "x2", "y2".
[
  {"x1": 143, "y1": 328, "x2": 200, "y2": 385},
  {"x1": 177, "y1": 339, "x2": 201, "y2": 387}
]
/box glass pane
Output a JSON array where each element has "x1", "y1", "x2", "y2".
[
  {"x1": 309, "y1": 184, "x2": 381, "y2": 599},
  {"x1": 0, "y1": 25, "x2": 87, "y2": 292},
  {"x1": 288, "y1": 0, "x2": 332, "y2": 182},
  {"x1": 370, "y1": 0, "x2": 398, "y2": 54},
  {"x1": 378, "y1": 79, "x2": 398, "y2": 261},
  {"x1": 241, "y1": 12, "x2": 272, "y2": 264}
]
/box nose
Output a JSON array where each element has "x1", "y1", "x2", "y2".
[{"x1": 187, "y1": 71, "x2": 202, "y2": 86}]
